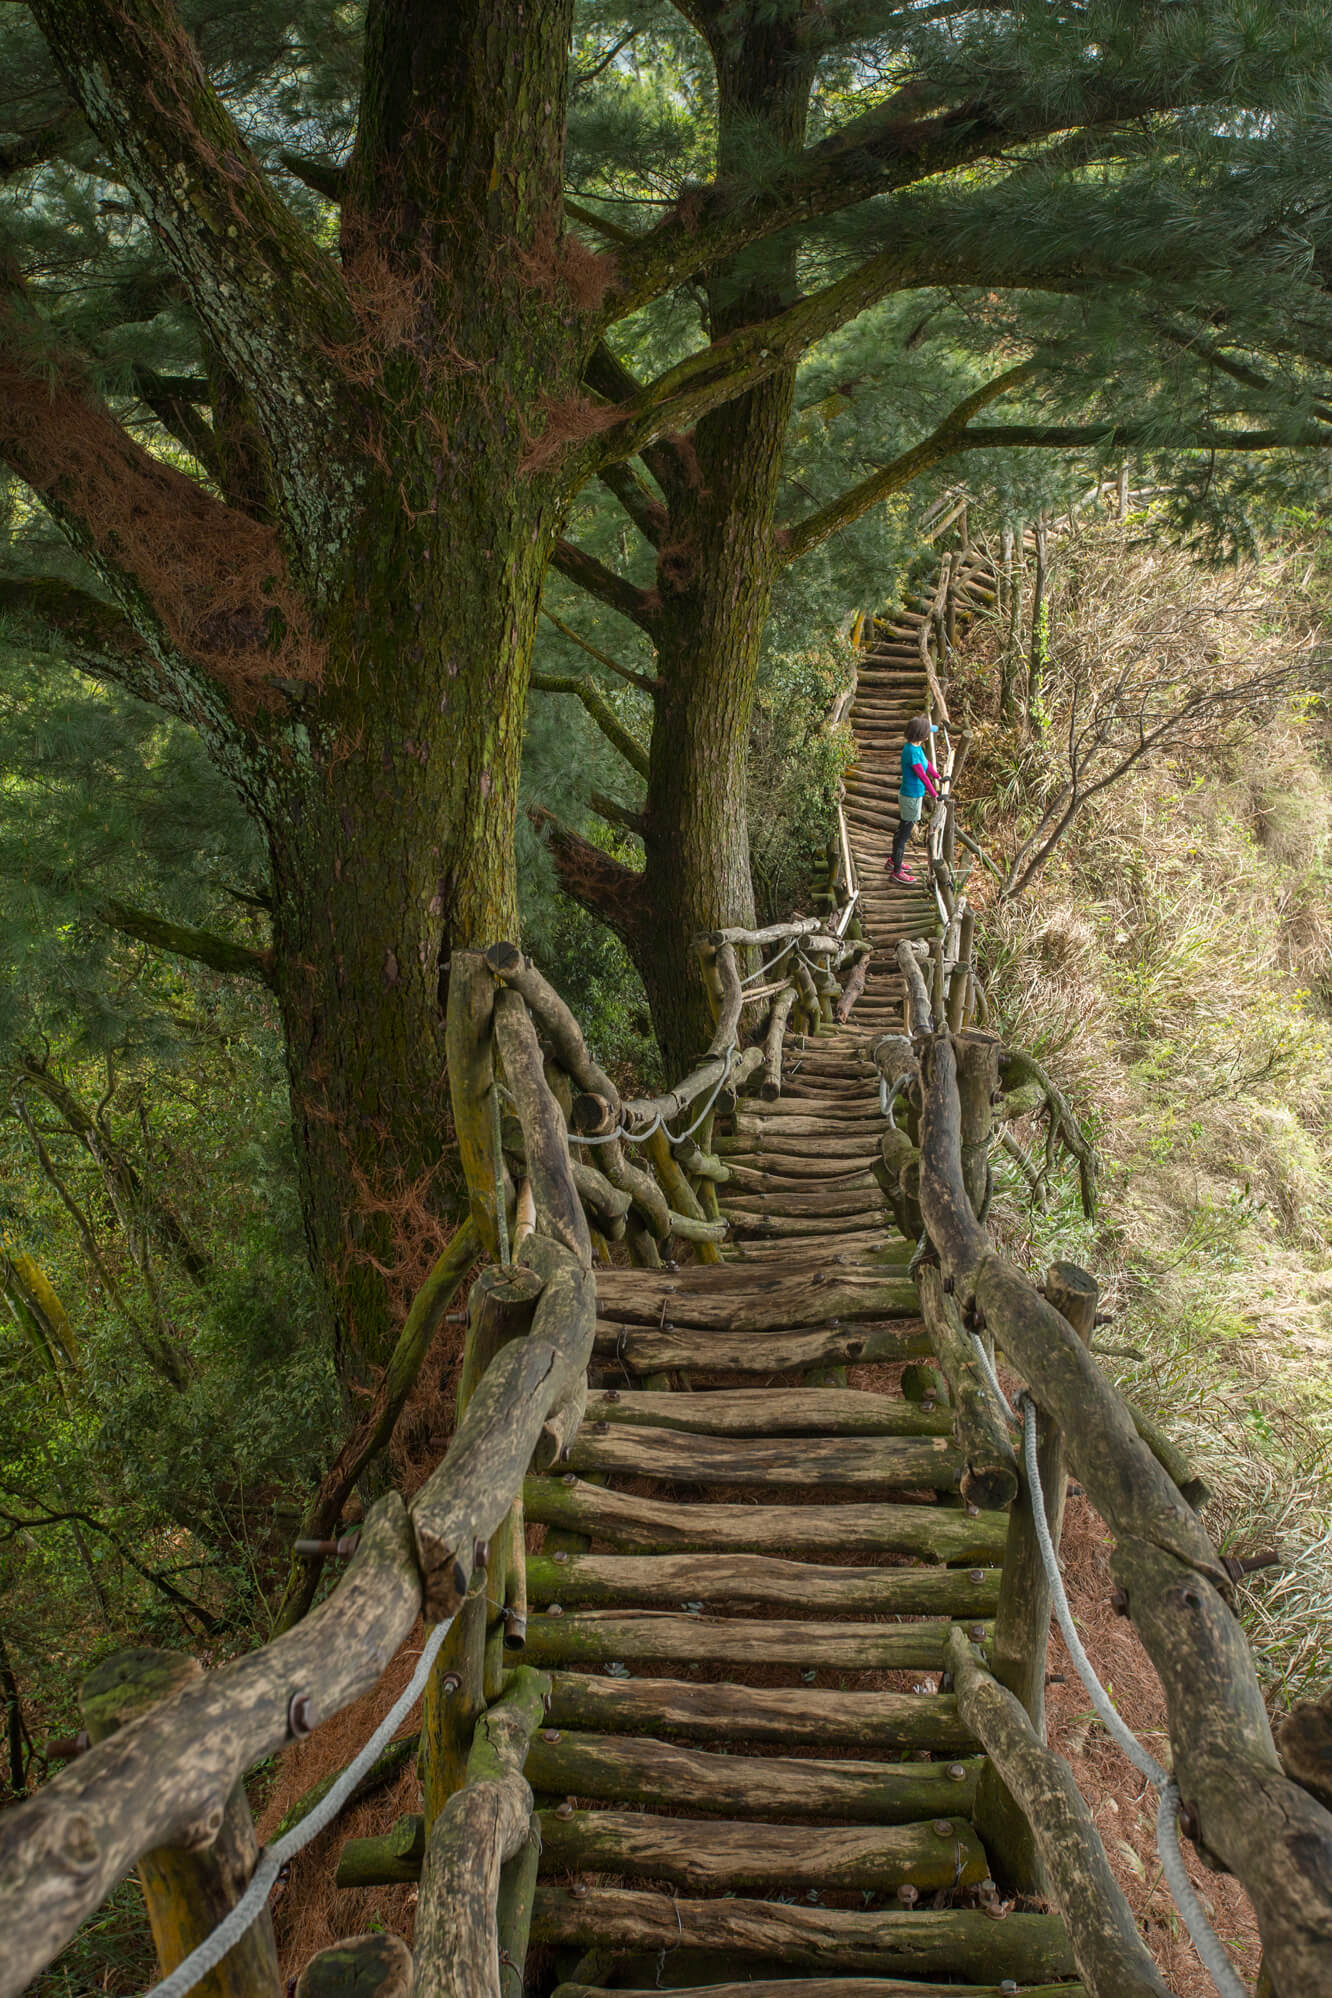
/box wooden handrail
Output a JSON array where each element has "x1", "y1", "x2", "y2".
[{"x1": 906, "y1": 1025, "x2": 1332, "y2": 1995}]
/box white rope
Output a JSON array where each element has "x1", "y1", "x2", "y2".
[
  {"x1": 570, "y1": 1045, "x2": 738, "y2": 1151},
  {"x1": 967, "y1": 1326, "x2": 1249, "y2": 1998},
  {"x1": 142, "y1": 1617, "x2": 453, "y2": 1998},
  {"x1": 1017, "y1": 1400, "x2": 1248, "y2": 1998}
]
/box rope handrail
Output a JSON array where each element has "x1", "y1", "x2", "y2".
[{"x1": 968, "y1": 1333, "x2": 1247, "y2": 1998}]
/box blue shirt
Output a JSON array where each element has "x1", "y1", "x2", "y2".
[{"x1": 900, "y1": 742, "x2": 929, "y2": 798}]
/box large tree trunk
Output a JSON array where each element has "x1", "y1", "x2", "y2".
[
  {"x1": 250, "y1": 2, "x2": 584, "y2": 1382},
  {"x1": 265, "y1": 480, "x2": 553, "y2": 1384},
  {"x1": 623, "y1": 15, "x2": 815, "y2": 1072}
]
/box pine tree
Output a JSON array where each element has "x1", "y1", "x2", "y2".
[{"x1": 4, "y1": 0, "x2": 1332, "y2": 1372}]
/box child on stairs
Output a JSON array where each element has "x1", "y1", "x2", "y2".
[{"x1": 888, "y1": 714, "x2": 939, "y2": 883}]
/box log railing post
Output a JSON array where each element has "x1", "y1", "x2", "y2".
[
  {"x1": 421, "y1": 1266, "x2": 541, "y2": 1829},
  {"x1": 296, "y1": 1934, "x2": 413, "y2": 1998},
  {"x1": 445, "y1": 951, "x2": 505, "y2": 1261},
  {"x1": 80, "y1": 1650, "x2": 281, "y2": 1998},
  {"x1": 973, "y1": 1262, "x2": 1098, "y2": 1897}
]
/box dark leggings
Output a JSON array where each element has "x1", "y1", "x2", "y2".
[{"x1": 891, "y1": 812, "x2": 914, "y2": 872}]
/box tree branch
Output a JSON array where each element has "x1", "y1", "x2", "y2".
[
  {"x1": 597, "y1": 462, "x2": 668, "y2": 546},
  {"x1": 28, "y1": 0, "x2": 356, "y2": 549},
  {"x1": 98, "y1": 899, "x2": 274, "y2": 986},
  {"x1": 539, "y1": 608, "x2": 658, "y2": 692},
  {"x1": 0, "y1": 575, "x2": 212, "y2": 729},
  {"x1": 129, "y1": 366, "x2": 222, "y2": 480},
  {"x1": 954, "y1": 422, "x2": 1332, "y2": 453},
  {"x1": 550, "y1": 537, "x2": 658, "y2": 631},
  {"x1": 0, "y1": 270, "x2": 321, "y2": 730},
  {"x1": 528, "y1": 806, "x2": 648, "y2": 950},
  {"x1": 0, "y1": 110, "x2": 87, "y2": 183},
  {"x1": 529, "y1": 674, "x2": 650, "y2": 779},
  {"x1": 279, "y1": 151, "x2": 347, "y2": 202},
  {"x1": 602, "y1": 53, "x2": 1237, "y2": 322},
  {"x1": 588, "y1": 791, "x2": 647, "y2": 839},
  {"x1": 592, "y1": 242, "x2": 944, "y2": 466},
  {"x1": 781, "y1": 362, "x2": 1038, "y2": 564}
]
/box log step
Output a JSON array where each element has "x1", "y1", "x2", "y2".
[
  {"x1": 525, "y1": 1479, "x2": 1006, "y2": 1562},
  {"x1": 556, "y1": 1982, "x2": 1085, "y2": 1998},
  {"x1": 541, "y1": 1671, "x2": 981, "y2": 1749},
  {"x1": 532, "y1": 1890, "x2": 1078, "y2": 1984},
  {"x1": 592, "y1": 1267, "x2": 918, "y2": 1327},
  {"x1": 582, "y1": 1386, "x2": 950, "y2": 1436},
  {"x1": 588, "y1": 1317, "x2": 926, "y2": 1373},
  {"x1": 526, "y1": 1550, "x2": 999, "y2": 1616},
  {"x1": 526, "y1": 1729, "x2": 983, "y2": 1822},
  {"x1": 562, "y1": 1423, "x2": 961, "y2": 1488},
  {"x1": 536, "y1": 1807, "x2": 989, "y2": 1895},
  {"x1": 522, "y1": 1611, "x2": 991, "y2": 1671},
  {"x1": 531, "y1": 1886, "x2": 1070, "y2": 1982}
]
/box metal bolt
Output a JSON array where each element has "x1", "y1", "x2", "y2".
[
  {"x1": 605, "y1": 1388, "x2": 621, "y2": 1403},
  {"x1": 965, "y1": 1502, "x2": 980, "y2": 1517},
  {"x1": 552, "y1": 1549, "x2": 569, "y2": 1563},
  {"x1": 43, "y1": 1731, "x2": 90, "y2": 1762},
  {"x1": 896, "y1": 1883, "x2": 919, "y2": 1907},
  {"x1": 440, "y1": 1672, "x2": 461, "y2": 1697},
  {"x1": 969, "y1": 1624, "x2": 986, "y2": 1641},
  {"x1": 287, "y1": 1693, "x2": 317, "y2": 1739},
  {"x1": 942, "y1": 1274, "x2": 955, "y2": 1294},
  {"x1": 1221, "y1": 1549, "x2": 1281, "y2": 1582},
  {"x1": 594, "y1": 1420, "x2": 610, "y2": 1435},
  {"x1": 570, "y1": 1881, "x2": 589, "y2": 1898},
  {"x1": 562, "y1": 1473, "x2": 577, "y2": 1486},
  {"x1": 474, "y1": 1539, "x2": 489, "y2": 1569},
  {"x1": 293, "y1": 1530, "x2": 360, "y2": 1559},
  {"x1": 920, "y1": 1396, "x2": 935, "y2": 1412},
  {"x1": 1110, "y1": 1584, "x2": 1130, "y2": 1618},
  {"x1": 548, "y1": 1603, "x2": 564, "y2": 1617},
  {"x1": 967, "y1": 1568, "x2": 984, "y2": 1584},
  {"x1": 932, "y1": 1818, "x2": 954, "y2": 1837},
  {"x1": 555, "y1": 1800, "x2": 574, "y2": 1819},
  {"x1": 541, "y1": 1729, "x2": 560, "y2": 1744},
  {"x1": 947, "y1": 1763, "x2": 967, "y2": 1783}
]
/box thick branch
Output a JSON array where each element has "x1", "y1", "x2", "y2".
[
  {"x1": 0, "y1": 280, "x2": 320, "y2": 727},
  {"x1": 130, "y1": 365, "x2": 222, "y2": 479},
  {"x1": 29, "y1": 0, "x2": 356, "y2": 547},
  {"x1": 597, "y1": 461, "x2": 669, "y2": 546},
  {"x1": 550, "y1": 538, "x2": 658, "y2": 631},
  {"x1": 279, "y1": 152, "x2": 347, "y2": 202},
  {"x1": 530, "y1": 674, "x2": 650, "y2": 779},
  {"x1": 782, "y1": 363, "x2": 1037, "y2": 563},
  {"x1": 593, "y1": 243, "x2": 947, "y2": 466},
  {"x1": 588, "y1": 792, "x2": 647, "y2": 839},
  {"x1": 604, "y1": 57, "x2": 1245, "y2": 321},
  {"x1": 529, "y1": 807, "x2": 647, "y2": 951},
  {"x1": 99, "y1": 899, "x2": 274, "y2": 987},
  {"x1": 539, "y1": 608, "x2": 657, "y2": 692}
]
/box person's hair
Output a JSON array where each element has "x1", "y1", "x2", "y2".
[{"x1": 905, "y1": 713, "x2": 931, "y2": 745}]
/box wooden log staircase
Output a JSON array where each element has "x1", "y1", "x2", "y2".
[{"x1": 512, "y1": 543, "x2": 1083, "y2": 1996}]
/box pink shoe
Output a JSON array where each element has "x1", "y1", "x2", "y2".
[{"x1": 890, "y1": 866, "x2": 915, "y2": 884}]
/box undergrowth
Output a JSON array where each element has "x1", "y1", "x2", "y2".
[{"x1": 963, "y1": 508, "x2": 1332, "y2": 1707}]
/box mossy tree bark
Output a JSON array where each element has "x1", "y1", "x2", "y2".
[{"x1": 6, "y1": 0, "x2": 1228, "y2": 1380}]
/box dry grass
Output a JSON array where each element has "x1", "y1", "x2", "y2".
[{"x1": 964, "y1": 507, "x2": 1332, "y2": 1708}]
